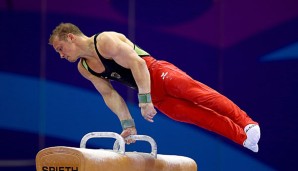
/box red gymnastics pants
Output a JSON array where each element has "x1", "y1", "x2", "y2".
[{"x1": 143, "y1": 56, "x2": 258, "y2": 145}]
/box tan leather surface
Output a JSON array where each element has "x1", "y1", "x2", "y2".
[{"x1": 36, "y1": 146, "x2": 197, "y2": 171}]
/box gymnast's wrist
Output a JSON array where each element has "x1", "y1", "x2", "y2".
[
  {"x1": 139, "y1": 102, "x2": 152, "y2": 108},
  {"x1": 138, "y1": 93, "x2": 152, "y2": 103},
  {"x1": 120, "y1": 119, "x2": 135, "y2": 130}
]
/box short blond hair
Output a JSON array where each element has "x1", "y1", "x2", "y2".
[{"x1": 49, "y1": 22, "x2": 83, "y2": 45}]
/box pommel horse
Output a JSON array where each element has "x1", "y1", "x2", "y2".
[{"x1": 36, "y1": 132, "x2": 197, "y2": 171}]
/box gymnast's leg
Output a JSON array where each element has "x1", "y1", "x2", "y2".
[
  {"x1": 151, "y1": 61, "x2": 260, "y2": 152},
  {"x1": 154, "y1": 96, "x2": 247, "y2": 145}
]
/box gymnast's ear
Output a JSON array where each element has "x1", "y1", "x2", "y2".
[{"x1": 67, "y1": 33, "x2": 75, "y2": 41}]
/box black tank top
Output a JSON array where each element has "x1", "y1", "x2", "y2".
[{"x1": 81, "y1": 33, "x2": 150, "y2": 89}]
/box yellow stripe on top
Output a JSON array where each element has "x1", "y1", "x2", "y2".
[
  {"x1": 82, "y1": 59, "x2": 89, "y2": 70},
  {"x1": 134, "y1": 44, "x2": 150, "y2": 56}
]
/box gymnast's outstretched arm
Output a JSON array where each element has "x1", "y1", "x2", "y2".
[{"x1": 77, "y1": 61, "x2": 137, "y2": 144}]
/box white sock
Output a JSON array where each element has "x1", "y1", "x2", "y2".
[
  {"x1": 244, "y1": 124, "x2": 261, "y2": 144},
  {"x1": 243, "y1": 139, "x2": 259, "y2": 152},
  {"x1": 243, "y1": 124, "x2": 261, "y2": 152}
]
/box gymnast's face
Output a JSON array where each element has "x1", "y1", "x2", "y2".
[{"x1": 52, "y1": 34, "x2": 80, "y2": 63}]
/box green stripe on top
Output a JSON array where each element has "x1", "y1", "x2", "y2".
[
  {"x1": 82, "y1": 59, "x2": 89, "y2": 70},
  {"x1": 134, "y1": 44, "x2": 150, "y2": 56}
]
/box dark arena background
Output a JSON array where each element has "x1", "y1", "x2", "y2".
[{"x1": 1, "y1": 0, "x2": 298, "y2": 170}]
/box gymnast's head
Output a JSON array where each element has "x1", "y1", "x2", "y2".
[
  {"x1": 49, "y1": 23, "x2": 85, "y2": 62},
  {"x1": 49, "y1": 22, "x2": 83, "y2": 45}
]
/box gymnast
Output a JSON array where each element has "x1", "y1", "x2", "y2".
[{"x1": 49, "y1": 22, "x2": 261, "y2": 152}]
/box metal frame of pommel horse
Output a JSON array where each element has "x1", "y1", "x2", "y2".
[{"x1": 80, "y1": 132, "x2": 158, "y2": 158}]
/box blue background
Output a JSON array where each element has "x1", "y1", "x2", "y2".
[{"x1": 1, "y1": 0, "x2": 298, "y2": 170}]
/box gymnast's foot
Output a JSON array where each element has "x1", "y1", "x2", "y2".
[{"x1": 243, "y1": 124, "x2": 261, "y2": 152}]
